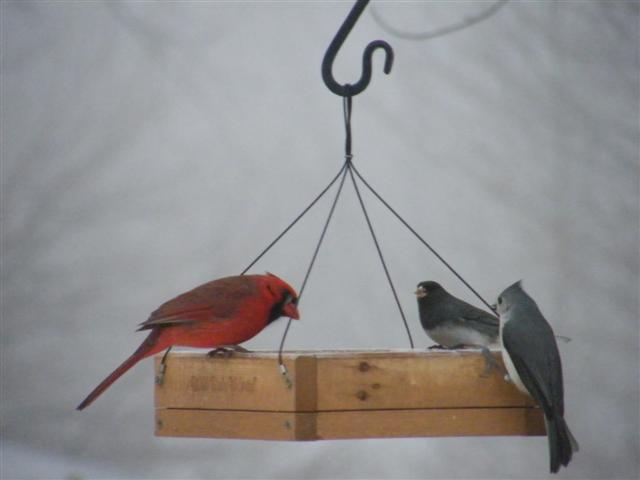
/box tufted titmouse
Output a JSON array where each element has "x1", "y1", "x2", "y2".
[{"x1": 496, "y1": 281, "x2": 579, "y2": 473}]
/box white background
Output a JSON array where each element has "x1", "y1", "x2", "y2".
[{"x1": 2, "y1": 1, "x2": 638, "y2": 478}]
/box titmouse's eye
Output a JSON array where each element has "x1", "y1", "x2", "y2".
[{"x1": 498, "y1": 297, "x2": 503, "y2": 305}]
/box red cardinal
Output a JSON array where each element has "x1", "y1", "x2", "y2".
[{"x1": 77, "y1": 273, "x2": 299, "y2": 410}]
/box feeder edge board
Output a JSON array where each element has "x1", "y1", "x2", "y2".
[{"x1": 154, "y1": 350, "x2": 546, "y2": 440}]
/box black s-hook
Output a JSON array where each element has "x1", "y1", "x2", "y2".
[{"x1": 321, "y1": 0, "x2": 393, "y2": 97}]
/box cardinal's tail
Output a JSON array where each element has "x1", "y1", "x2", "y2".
[{"x1": 77, "y1": 329, "x2": 166, "y2": 411}]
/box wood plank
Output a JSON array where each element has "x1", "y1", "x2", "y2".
[
  {"x1": 315, "y1": 351, "x2": 535, "y2": 410},
  {"x1": 155, "y1": 407, "x2": 545, "y2": 440},
  {"x1": 155, "y1": 409, "x2": 303, "y2": 440},
  {"x1": 154, "y1": 350, "x2": 535, "y2": 412},
  {"x1": 154, "y1": 353, "x2": 300, "y2": 411},
  {"x1": 316, "y1": 407, "x2": 546, "y2": 439}
]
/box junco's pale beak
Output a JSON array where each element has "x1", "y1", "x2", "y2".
[{"x1": 415, "y1": 286, "x2": 427, "y2": 298}]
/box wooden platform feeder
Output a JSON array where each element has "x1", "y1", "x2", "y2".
[{"x1": 154, "y1": 349, "x2": 544, "y2": 440}]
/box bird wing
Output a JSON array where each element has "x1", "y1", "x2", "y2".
[
  {"x1": 458, "y1": 305, "x2": 499, "y2": 337},
  {"x1": 137, "y1": 276, "x2": 260, "y2": 331},
  {"x1": 502, "y1": 318, "x2": 564, "y2": 416},
  {"x1": 136, "y1": 310, "x2": 216, "y2": 331}
]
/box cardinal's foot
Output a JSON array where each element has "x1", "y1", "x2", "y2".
[{"x1": 207, "y1": 345, "x2": 251, "y2": 358}]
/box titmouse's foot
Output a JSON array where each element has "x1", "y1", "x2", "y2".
[
  {"x1": 207, "y1": 345, "x2": 251, "y2": 358},
  {"x1": 428, "y1": 344, "x2": 447, "y2": 350},
  {"x1": 479, "y1": 346, "x2": 506, "y2": 378}
]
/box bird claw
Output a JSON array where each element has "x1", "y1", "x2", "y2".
[
  {"x1": 478, "y1": 347, "x2": 506, "y2": 378},
  {"x1": 206, "y1": 345, "x2": 250, "y2": 358},
  {"x1": 207, "y1": 349, "x2": 232, "y2": 358},
  {"x1": 480, "y1": 363, "x2": 496, "y2": 378},
  {"x1": 428, "y1": 343, "x2": 468, "y2": 351}
]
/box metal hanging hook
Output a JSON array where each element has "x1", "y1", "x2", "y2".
[{"x1": 322, "y1": 0, "x2": 393, "y2": 97}]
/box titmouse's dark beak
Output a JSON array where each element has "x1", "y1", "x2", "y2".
[{"x1": 491, "y1": 303, "x2": 497, "y2": 312}]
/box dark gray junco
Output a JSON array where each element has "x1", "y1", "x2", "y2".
[
  {"x1": 415, "y1": 280, "x2": 501, "y2": 375},
  {"x1": 415, "y1": 280, "x2": 499, "y2": 349}
]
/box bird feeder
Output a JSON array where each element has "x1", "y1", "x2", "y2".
[
  {"x1": 155, "y1": 350, "x2": 544, "y2": 440},
  {"x1": 154, "y1": 0, "x2": 543, "y2": 441}
]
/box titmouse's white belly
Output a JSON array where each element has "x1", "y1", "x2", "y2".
[{"x1": 499, "y1": 317, "x2": 528, "y2": 394}]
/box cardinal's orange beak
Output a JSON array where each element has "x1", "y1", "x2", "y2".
[{"x1": 283, "y1": 302, "x2": 300, "y2": 320}]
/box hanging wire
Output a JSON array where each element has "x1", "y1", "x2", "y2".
[
  {"x1": 241, "y1": 161, "x2": 348, "y2": 275},
  {"x1": 277, "y1": 163, "x2": 350, "y2": 386},
  {"x1": 343, "y1": 96, "x2": 414, "y2": 347},
  {"x1": 369, "y1": 1, "x2": 509, "y2": 42},
  {"x1": 275, "y1": 95, "x2": 413, "y2": 384},
  {"x1": 276, "y1": 95, "x2": 419, "y2": 383},
  {"x1": 350, "y1": 162, "x2": 496, "y2": 313},
  {"x1": 348, "y1": 164, "x2": 414, "y2": 348},
  {"x1": 343, "y1": 96, "x2": 353, "y2": 158}
]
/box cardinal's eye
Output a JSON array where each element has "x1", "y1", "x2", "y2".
[{"x1": 283, "y1": 293, "x2": 294, "y2": 305}]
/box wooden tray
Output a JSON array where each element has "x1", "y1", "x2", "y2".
[{"x1": 154, "y1": 349, "x2": 544, "y2": 440}]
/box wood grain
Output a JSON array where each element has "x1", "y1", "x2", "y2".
[
  {"x1": 154, "y1": 350, "x2": 545, "y2": 440},
  {"x1": 155, "y1": 407, "x2": 545, "y2": 440},
  {"x1": 154, "y1": 353, "x2": 298, "y2": 411},
  {"x1": 315, "y1": 407, "x2": 546, "y2": 439},
  {"x1": 314, "y1": 351, "x2": 535, "y2": 410}
]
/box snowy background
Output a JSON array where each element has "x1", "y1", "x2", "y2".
[{"x1": 2, "y1": 1, "x2": 638, "y2": 479}]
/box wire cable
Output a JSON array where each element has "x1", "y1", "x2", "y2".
[
  {"x1": 241, "y1": 161, "x2": 349, "y2": 275},
  {"x1": 370, "y1": 1, "x2": 509, "y2": 42},
  {"x1": 348, "y1": 162, "x2": 414, "y2": 347},
  {"x1": 276, "y1": 163, "x2": 350, "y2": 385},
  {"x1": 350, "y1": 163, "x2": 496, "y2": 313}
]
